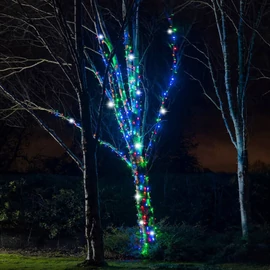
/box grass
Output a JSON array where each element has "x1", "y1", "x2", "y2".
[
  {"x1": 219, "y1": 265, "x2": 270, "y2": 270},
  {"x1": 0, "y1": 253, "x2": 270, "y2": 270},
  {"x1": 0, "y1": 253, "x2": 81, "y2": 270}
]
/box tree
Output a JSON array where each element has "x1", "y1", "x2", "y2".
[
  {"x1": 0, "y1": 124, "x2": 27, "y2": 172},
  {"x1": 0, "y1": 0, "x2": 189, "y2": 257},
  {"x1": 179, "y1": 0, "x2": 267, "y2": 240},
  {"x1": 0, "y1": 0, "x2": 105, "y2": 265}
]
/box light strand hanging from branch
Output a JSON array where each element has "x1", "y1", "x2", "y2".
[
  {"x1": 47, "y1": 8, "x2": 179, "y2": 256},
  {"x1": 48, "y1": 110, "x2": 132, "y2": 166},
  {"x1": 145, "y1": 16, "x2": 179, "y2": 159}
]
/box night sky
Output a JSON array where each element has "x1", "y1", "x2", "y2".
[
  {"x1": 18, "y1": 76, "x2": 270, "y2": 173},
  {"x1": 192, "y1": 90, "x2": 270, "y2": 172},
  {"x1": 1, "y1": 1, "x2": 270, "y2": 174}
]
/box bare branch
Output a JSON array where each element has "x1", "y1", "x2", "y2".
[
  {"x1": 185, "y1": 71, "x2": 220, "y2": 110},
  {"x1": 0, "y1": 83, "x2": 83, "y2": 171}
]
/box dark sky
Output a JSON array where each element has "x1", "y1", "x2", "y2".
[
  {"x1": 194, "y1": 104, "x2": 270, "y2": 172},
  {"x1": 2, "y1": 1, "x2": 270, "y2": 173},
  {"x1": 20, "y1": 79, "x2": 270, "y2": 173},
  {"x1": 183, "y1": 79, "x2": 270, "y2": 172},
  {"x1": 12, "y1": 47, "x2": 270, "y2": 173}
]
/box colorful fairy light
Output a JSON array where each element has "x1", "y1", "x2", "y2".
[
  {"x1": 107, "y1": 100, "x2": 114, "y2": 108},
  {"x1": 135, "y1": 142, "x2": 142, "y2": 150},
  {"x1": 160, "y1": 108, "x2": 167, "y2": 115},
  {"x1": 48, "y1": 11, "x2": 179, "y2": 256},
  {"x1": 98, "y1": 34, "x2": 104, "y2": 40},
  {"x1": 128, "y1": 53, "x2": 135, "y2": 61},
  {"x1": 68, "y1": 118, "x2": 75, "y2": 124},
  {"x1": 135, "y1": 193, "x2": 142, "y2": 201}
]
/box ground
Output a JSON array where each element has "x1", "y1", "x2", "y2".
[{"x1": 0, "y1": 253, "x2": 270, "y2": 270}]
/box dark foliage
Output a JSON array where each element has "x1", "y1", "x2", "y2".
[{"x1": 1, "y1": 164, "x2": 270, "y2": 262}]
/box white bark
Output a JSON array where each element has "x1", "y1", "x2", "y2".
[
  {"x1": 237, "y1": 146, "x2": 248, "y2": 239},
  {"x1": 183, "y1": 0, "x2": 266, "y2": 240}
]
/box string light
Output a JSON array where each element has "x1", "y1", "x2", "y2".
[
  {"x1": 160, "y1": 108, "x2": 167, "y2": 115},
  {"x1": 48, "y1": 12, "x2": 179, "y2": 257},
  {"x1": 135, "y1": 142, "x2": 142, "y2": 149},
  {"x1": 128, "y1": 54, "x2": 135, "y2": 61},
  {"x1": 135, "y1": 193, "x2": 142, "y2": 201},
  {"x1": 68, "y1": 118, "x2": 75, "y2": 124},
  {"x1": 98, "y1": 34, "x2": 104, "y2": 40},
  {"x1": 107, "y1": 101, "x2": 114, "y2": 108}
]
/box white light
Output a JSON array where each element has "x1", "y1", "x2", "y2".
[
  {"x1": 135, "y1": 193, "x2": 141, "y2": 201},
  {"x1": 107, "y1": 101, "x2": 114, "y2": 108},
  {"x1": 139, "y1": 220, "x2": 144, "y2": 225},
  {"x1": 136, "y1": 90, "x2": 141, "y2": 95},
  {"x1": 135, "y1": 143, "x2": 142, "y2": 149},
  {"x1": 150, "y1": 231, "x2": 155, "y2": 236},
  {"x1": 167, "y1": 28, "x2": 173, "y2": 34},
  {"x1": 69, "y1": 118, "x2": 75, "y2": 124},
  {"x1": 160, "y1": 108, "x2": 167, "y2": 115},
  {"x1": 128, "y1": 54, "x2": 135, "y2": 61},
  {"x1": 98, "y1": 34, "x2": 104, "y2": 40}
]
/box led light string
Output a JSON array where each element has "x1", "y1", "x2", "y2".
[
  {"x1": 92, "y1": 34, "x2": 135, "y2": 149},
  {"x1": 145, "y1": 16, "x2": 179, "y2": 159},
  {"x1": 97, "y1": 30, "x2": 132, "y2": 118},
  {"x1": 49, "y1": 110, "x2": 132, "y2": 166},
  {"x1": 48, "y1": 11, "x2": 178, "y2": 256},
  {"x1": 122, "y1": 33, "x2": 156, "y2": 252}
]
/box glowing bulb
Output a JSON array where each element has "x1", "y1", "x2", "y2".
[
  {"x1": 139, "y1": 220, "x2": 144, "y2": 225},
  {"x1": 98, "y1": 34, "x2": 104, "y2": 40},
  {"x1": 135, "y1": 193, "x2": 141, "y2": 200},
  {"x1": 160, "y1": 108, "x2": 167, "y2": 115},
  {"x1": 107, "y1": 101, "x2": 114, "y2": 108},
  {"x1": 136, "y1": 90, "x2": 141, "y2": 95},
  {"x1": 167, "y1": 28, "x2": 173, "y2": 34},
  {"x1": 69, "y1": 118, "x2": 75, "y2": 124},
  {"x1": 135, "y1": 143, "x2": 142, "y2": 149},
  {"x1": 150, "y1": 231, "x2": 155, "y2": 236},
  {"x1": 128, "y1": 54, "x2": 135, "y2": 61}
]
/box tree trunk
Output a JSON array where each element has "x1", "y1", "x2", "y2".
[
  {"x1": 237, "y1": 148, "x2": 249, "y2": 241},
  {"x1": 80, "y1": 90, "x2": 105, "y2": 265},
  {"x1": 83, "y1": 157, "x2": 105, "y2": 265},
  {"x1": 74, "y1": 0, "x2": 105, "y2": 265},
  {"x1": 133, "y1": 163, "x2": 155, "y2": 256}
]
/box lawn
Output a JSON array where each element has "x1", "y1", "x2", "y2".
[{"x1": 0, "y1": 253, "x2": 270, "y2": 270}]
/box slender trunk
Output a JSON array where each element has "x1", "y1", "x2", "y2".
[
  {"x1": 75, "y1": 0, "x2": 105, "y2": 264},
  {"x1": 133, "y1": 163, "x2": 155, "y2": 256},
  {"x1": 81, "y1": 91, "x2": 105, "y2": 265},
  {"x1": 27, "y1": 227, "x2": 32, "y2": 245},
  {"x1": 83, "y1": 157, "x2": 104, "y2": 264},
  {"x1": 237, "y1": 148, "x2": 249, "y2": 241}
]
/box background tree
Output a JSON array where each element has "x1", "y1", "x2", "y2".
[
  {"x1": 0, "y1": 0, "x2": 107, "y2": 265},
  {"x1": 0, "y1": 124, "x2": 27, "y2": 172},
  {"x1": 178, "y1": 0, "x2": 267, "y2": 240}
]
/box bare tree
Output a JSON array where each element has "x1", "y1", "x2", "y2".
[
  {"x1": 0, "y1": 0, "x2": 189, "y2": 257},
  {"x1": 0, "y1": 0, "x2": 108, "y2": 265},
  {"x1": 178, "y1": 0, "x2": 267, "y2": 240}
]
